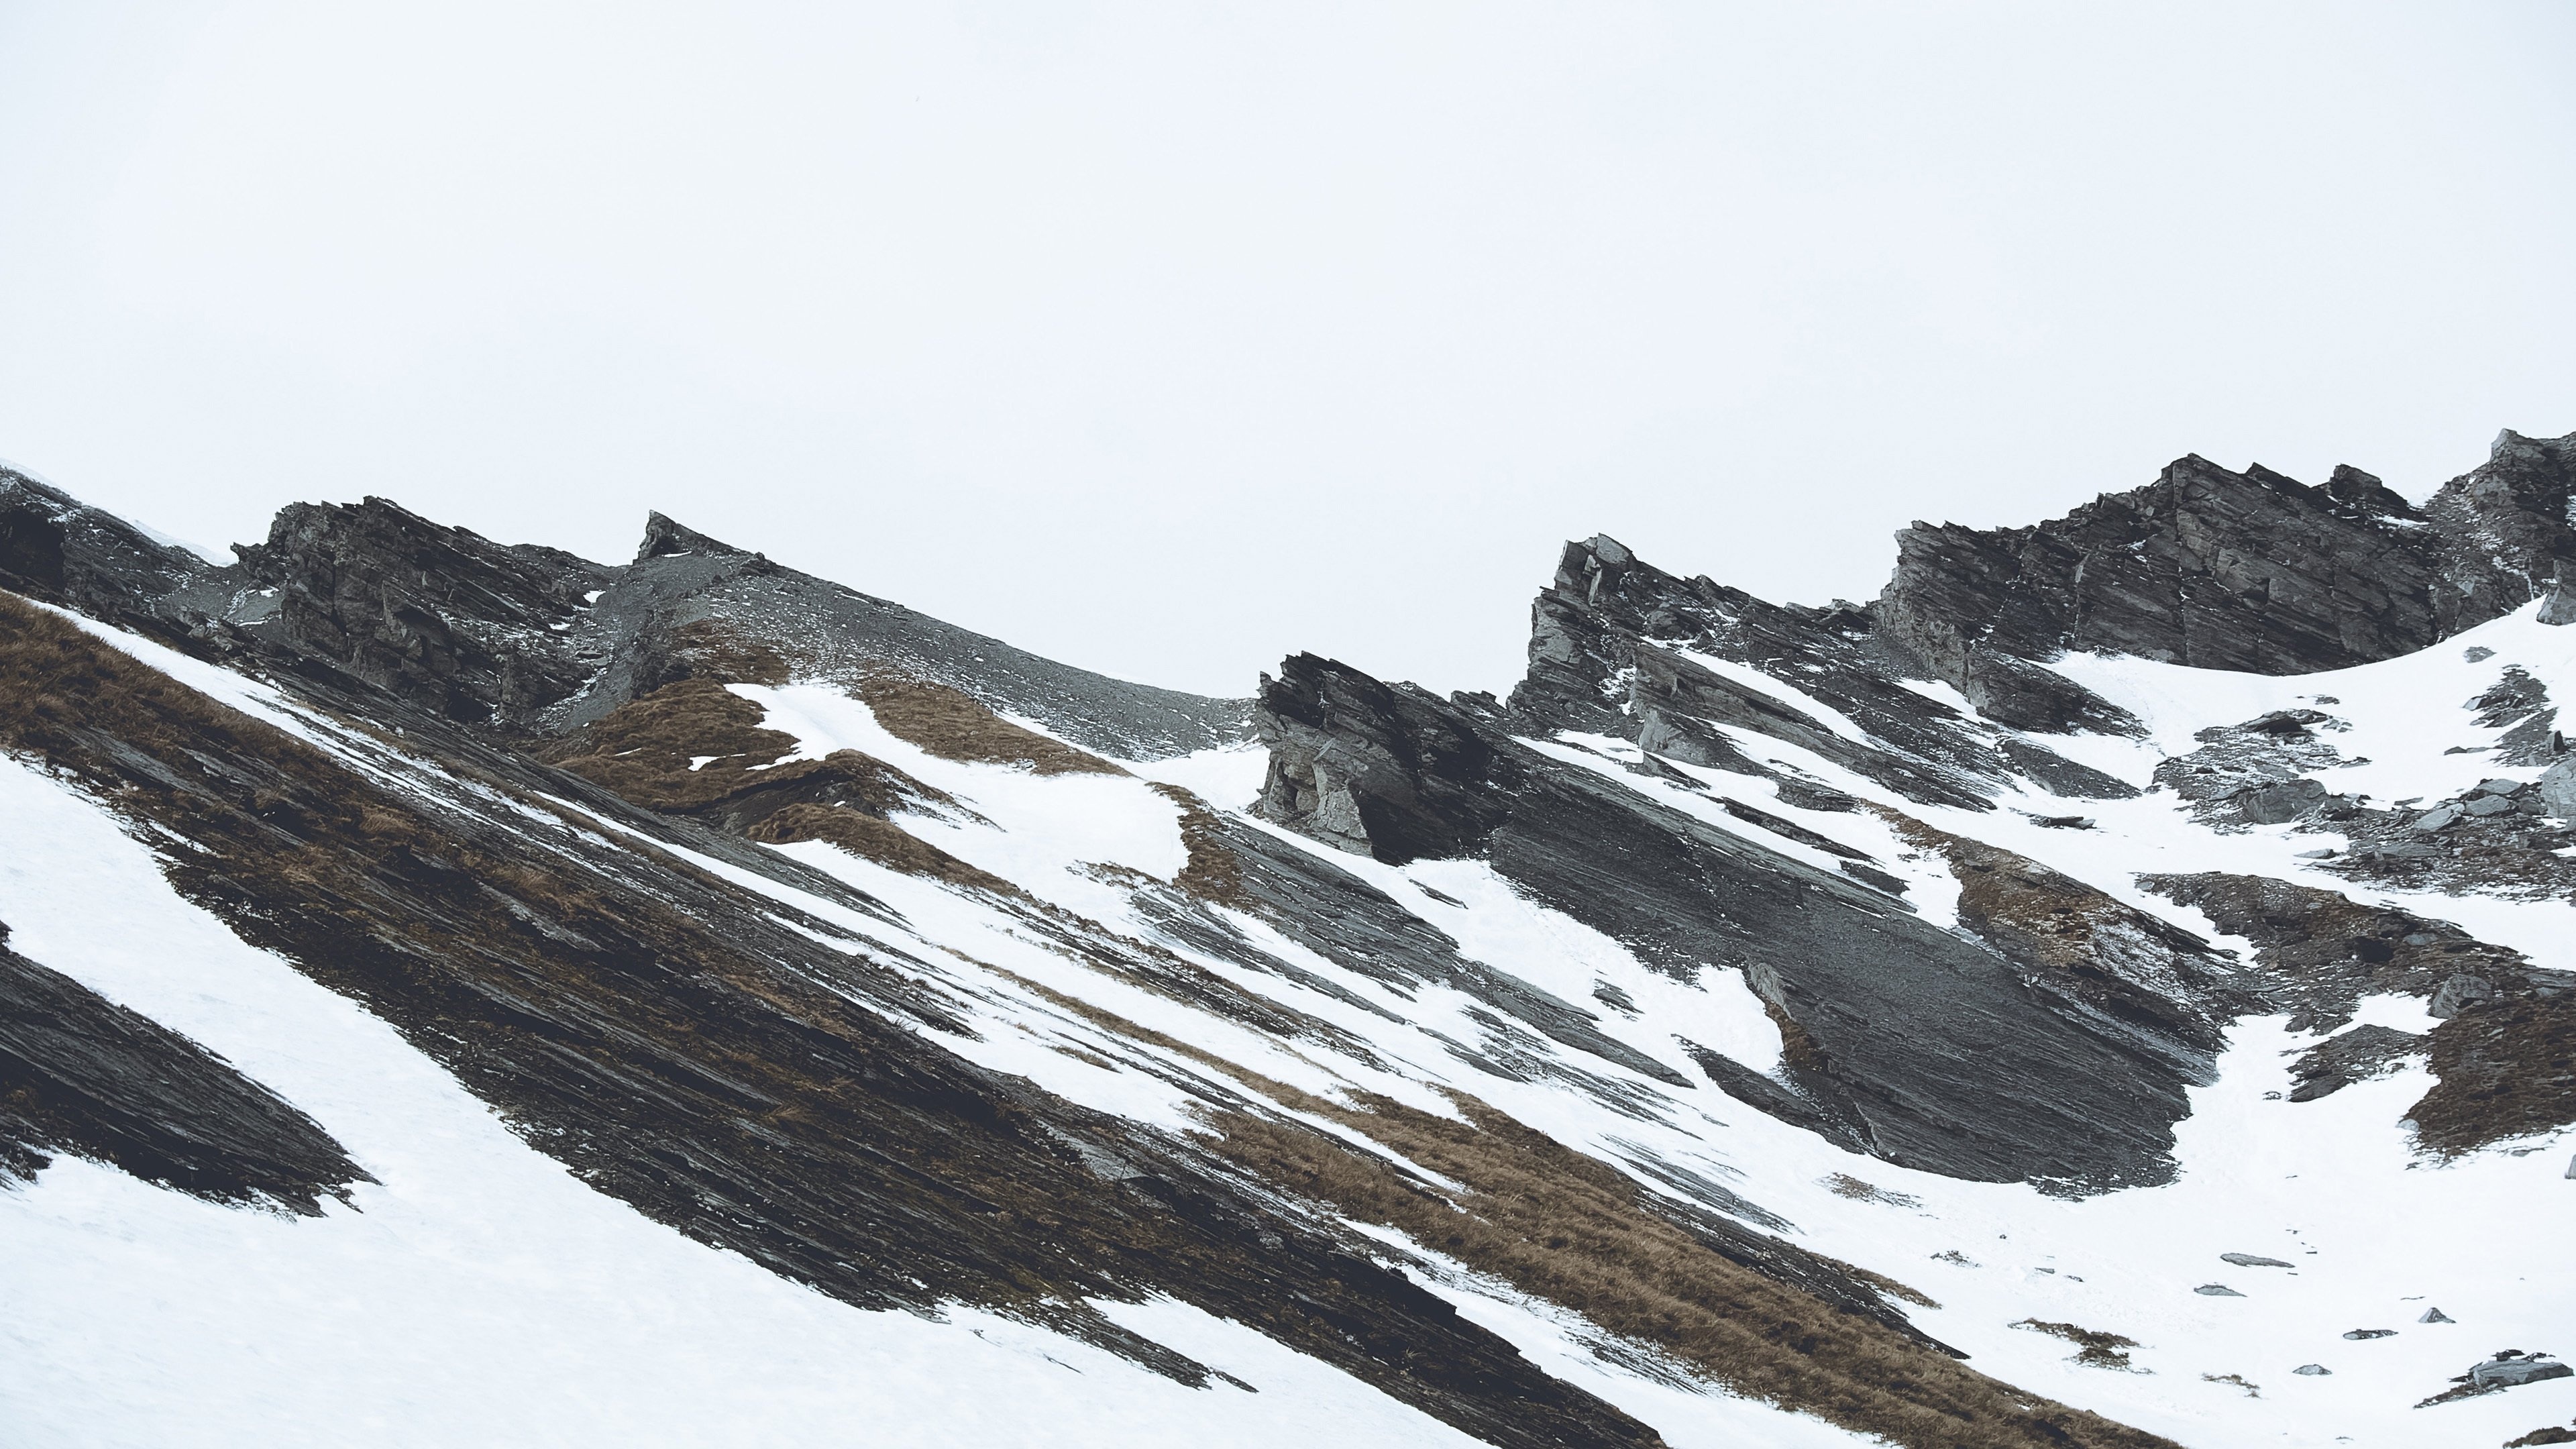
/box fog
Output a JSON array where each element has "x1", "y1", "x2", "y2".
[{"x1": 3, "y1": 2, "x2": 2571, "y2": 696}]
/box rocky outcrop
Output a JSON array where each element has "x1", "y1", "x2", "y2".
[
  {"x1": 1261, "y1": 652, "x2": 2237, "y2": 1190},
  {"x1": 231, "y1": 496, "x2": 616, "y2": 730},
  {"x1": 0, "y1": 920, "x2": 368, "y2": 1212},
  {"x1": 1506, "y1": 535, "x2": 2138, "y2": 807},
  {"x1": 1878, "y1": 433, "x2": 2576, "y2": 711},
  {"x1": 0, "y1": 467, "x2": 230, "y2": 633}
]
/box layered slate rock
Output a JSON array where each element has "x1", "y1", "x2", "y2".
[
  {"x1": 1259, "y1": 651, "x2": 2237, "y2": 1190},
  {"x1": 0, "y1": 468, "x2": 233, "y2": 633},
  {"x1": 570, "y1": 514, "x2": 1249, "y2": 759},
  {"x1": 1877, "y1": 433, "x2": 2576, "y2": 718},
  {"x1": 232, "y1": 496, "x2": 619, "y2": 729},
  {"x1": 0, "y1": 921, "x2": 368, "y2": 1212},
  {"x1": 1505, "y1": 535, "x2": 2137, "y2": 808},
  {"x1": 0, "y1": 481, "x2": 1248, "y2": 759}
]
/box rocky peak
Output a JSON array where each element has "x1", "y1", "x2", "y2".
[
  {"x1": 1508, "y1": 534, "x2": 2139, "y2": 807},
  {"x1": 1876, "y1": 434, "x2": 2576, "y2": 722},
  {"x1": 0, "y1": 467, "x2": 223, "y2": 630},
  {"x1": 636, "y1": 511, "x2": 749, "y2": 562},
  {"x1": 231, "y1": 496, "x2": 618, "y2": 729}
]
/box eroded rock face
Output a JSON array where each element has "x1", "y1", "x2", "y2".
[
  {"x1": 1259, "y1": 652, "x2": 2238, "y2": 1191},
  {"x1": 1506, "y1": 535, "x2": 2137, "y2": 808},
  {"x1": 232, "y1": 497, "x2": 617, "y2": 729},
  {"x1": 1878, "y1": 434, "x2": 2576, "y2": 705},
  {"x1": 0, "y1": 922, "x2": 369, "y2": 1213}
]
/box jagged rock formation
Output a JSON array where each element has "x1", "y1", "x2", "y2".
[
  {"x1": 1506, "y1": 535, "x2": 2139, "y2": 806},
  {"x1": 1258, "y1": 651, "x2": 2238, "y2": 1190},
  {"x1": 1877, "y1": 432, "x2": 2576, "y2": 720},
  {"x1": 12, "y1": 426, "x2": 2576, "y2": 1449},
  {"x1": 0, "y1": 468, "x2": 1246, "y2": 756}
]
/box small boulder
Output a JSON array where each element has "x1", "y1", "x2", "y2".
[
  {"x1": 2431, "y1": 974, "x2": 2500, "y2": 1019},
  {"x1": 2416, "y1": 802, "x2": 2466, "y2": 832},
  {"x1": 2196, "y1": 1283, "x2": 2245, "y2": 1297},
  {"x1": 2421, "y1": 1306, "x2": 2456, "y2": 1324},
  {"x1": 2465, "y1": 794, "x2": 2517, "y2": 818},
  {"x1": 2477, "y1": 778, "x2": 2528, "y2": 798},
  {"x1": 2543, "y1": 758, "x2": 2576, "y2": 820},
  {"x1": 2220, "y1": 1252, "x2": 2295, "y2": 1268},
  {"x1": 2241, "y1": 778, "x2": 2327, "y2": 824},
  {"x1": 2293, "y1": 1363, "x2": 2332, "y2": 1376},
  {"x1": 2342, "y1": 1328, "x2": 2396, "y2": 1340},
  {"x1": 2473, "y1": 1354, "x2": 2574, "y2": 1389}
]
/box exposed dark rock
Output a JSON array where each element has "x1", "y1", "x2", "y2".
[
  {"x1": 2287, "y1": 1024, "x2": 2424, "y2": 1102},
  {"x1": 2137, "y1": 872, "x2": 2576, "y2": 1152},
  {"x1": 2139, "y1": 873, "x2": 2524, "y2": 1032},
  {"x1": 0, "y1": 467, "x2": 231, "y2": 635},
  {"x1": 1506, "y1": 535, "x2": 2137, "y2": 804},
  {"x1": 1261, "y1": 651, "x2": 2241, "y2": 1191},
  {"x1": 2218, "y1": 1253, "x2": 2294, "y2": 1269},
  {"x1": 2432, "y1": 973, "x2": 2500, "y2": 1020},
  {"x1": 2477, "y1": 668, "x2": 2559, "y2": 767},
  {"x1": 2149, "y1": 711, "x2": 2365, "y2": 829},
  {"x1": 1679, "y1": 1042, "x2": 1870, "y2": 1155},
  {"x1": 0, "y1": 922, "x2": 370, "y2": 1213},
  {"x1": 231, "y1": 496, "x2": 616, "y2": 730},
  {"x1": 1877, "y1": 435, "x2": 2576, "y2": 704}
]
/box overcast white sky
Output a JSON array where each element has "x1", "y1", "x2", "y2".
[{"x1": 3, "y1": 3, "x2": 2573, "y2": 698}]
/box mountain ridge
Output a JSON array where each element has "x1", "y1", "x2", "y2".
[{"x1": 3, "y1": 431, "x2": 2573, "y2": 1449}]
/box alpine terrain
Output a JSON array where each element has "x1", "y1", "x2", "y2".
[{"x1": 4, "y1": 430, "x2": 2575, "y2": 1449}]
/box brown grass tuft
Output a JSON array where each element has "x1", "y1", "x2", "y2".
[
  {"x1": 747, "y1": 802, "x2": 1016, "y2": 894},
  {"x1": 1201, "y1": 1089, "x2": 2175, "y2": 1449},
  {"x1": 1149, "y1": 782, "x2": 1250, "y2": 908},
  {"x1": 2013, "y1": 1319, "x2": 2140, "y2": 1371},
  {"x1": 852, "y1": 673, "x2": 1124, "y2": 776}
]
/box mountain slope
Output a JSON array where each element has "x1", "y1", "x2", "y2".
[{"x1": 3, "y1": 435, "x2": 2574, "y2": 1449}]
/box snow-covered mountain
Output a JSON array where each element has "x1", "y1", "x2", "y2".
[{"x1": 2, "y1": 432, "x2": 2572, "y2": 1449}]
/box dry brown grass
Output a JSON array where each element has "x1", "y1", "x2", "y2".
[
  {"x1": 852, "y1": 672, "x2": 1124, "y2": 776},
  {"x1": 1202, "y1": 1091, "x2": 2174, "y2": 1449},
  {"x1": 747, "y1": 802, "x2": 1015, "y2": 893},
  {"x1": 667, "y1": 618, "x2": 791, "y2": 686},
  {"x1": 2013, "y1": 1319, "x2": 2139, "y2": 1371},
  {"x1": 2407, "y1": 993, "x2": 2576, "y2": 1156},
  {"x1": 1149, "y1": 782, "x2": 1250, "y2": 908},
  {"x1": 541, "y1": 678, "x2": 1008, "y2": 891}
]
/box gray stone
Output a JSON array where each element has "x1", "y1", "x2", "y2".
[
  {"x1": 2541, "y1": 580, "x2": 2576, "y2": 626},
  {"x1": 2359, "y1": 840, "x2": 2443, "y2": 861},
  {"x1": 2415, "y1": 803, "x2": 2465, "y2": 832},
  {"x1": 2477, "y1": 778, "x2": 2529, "y2": 797},
  {"x1": 2195, "y1": 1283, "x2": 2245, "y2": 1297},
  {"x1": 2220, "y1": 1252, "x2": 2294, "y2": 1268},
  {"x1": 2465, "y1": 794, "x2": 2517, "y2": 817},
  {"x1": 2292, "y1": 1363, "x2": 2331, "y2": 1376},
  {"x1": 2542, "y1": 757, "x2": 2576, "y2": 820},
  {"x1": 2421, "y1": 1307, "x2": 2455, "y2": 1324},
  {"x1": 2342, "y1": 1329, "x2": 2396, "y2": 1340},
  {"x1": 2241, "y1": 778, "x2": 2328, "y2": 824},
  {"x1": 2430, "y1": 974, "x2": 2499, "y2": 1019},
  {"x1": 2471, "y1": 1354, "x2": 2572, "y2": 1388}
]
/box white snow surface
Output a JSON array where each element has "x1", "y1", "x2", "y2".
[{"x1": 7, "y1": 606, "x2": 2576, "y2": 1448}]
